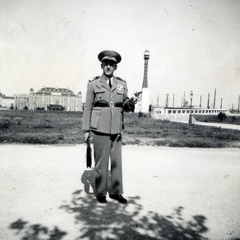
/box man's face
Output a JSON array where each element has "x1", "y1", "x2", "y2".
[{"x1": 101, "y1": 61, "x2": 117, "y2": 78}]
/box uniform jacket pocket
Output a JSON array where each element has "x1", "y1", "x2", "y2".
[
  {"x1": 116, "y1": 89, "x2": 124, "y2": 102},
  {"x1": 94, "y1": 88, "x2": 105, "y2": 101},
  {"x1": 90, "y1": 108, "x2": 101, "y2": 129}
]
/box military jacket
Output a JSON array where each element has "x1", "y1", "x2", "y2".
[{"x1": 82, "y1": 74, "x2": 133, "y2": 134}]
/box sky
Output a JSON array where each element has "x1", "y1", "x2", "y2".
[{"x1": 1, "y1": 0, "x2": 240, "y2": 109}]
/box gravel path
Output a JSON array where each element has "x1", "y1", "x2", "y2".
[{"x1": 0, "y1": 144, "x2": 240, "y2": 240}]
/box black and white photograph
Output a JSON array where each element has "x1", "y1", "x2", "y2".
[{"x1": 1, "y1": 0, "x2": 240, "y2": 239}]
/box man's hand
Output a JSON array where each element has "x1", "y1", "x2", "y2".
[
  {"x1": 84, "y1": 132, "x2": 90, "y2": 143},
  {"x1": 130, "y1": 97, "x2": 138, "y2": 105}
]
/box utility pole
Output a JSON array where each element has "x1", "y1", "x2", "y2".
[
  {"x1": 183, "y1": 91, "x2": 185, "y2": 107},
  {"x1": 213, "y1": 88, "x2": 216, "y2": 109},
  {"x1": 189, "y1": 90, "x2": 193, "y2": 125},
  {"x1": 166, "y1": 94, "x2": 169, "y2": 108},
  {"x1": 207, "y1": 93, "x2": 210, "y2": 109},
  {"x1": 238, "y1": 95, "x2": 240, "y2": 113}
]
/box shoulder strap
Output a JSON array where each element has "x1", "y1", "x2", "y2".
[
  {"x1": 116, "y1": 76, "x2": 126, "y2": 82},
  {"x1": 89, "y1": 76, "x2": 100, "y2": 82}
]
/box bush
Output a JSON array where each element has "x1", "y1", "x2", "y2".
[
  {"x1": 217, "y1": 112, "x2": 227, "y2": 122},
  {"x1": 14, "y1": 117, "x2": 23, "y2": 125},
  {"x1": 138, "y1": 112, "x2": 149, "y2": 118},
  {"x1": 0, "y1": 118, "x2": 11, "y2": 129},
  {"x1": 153, "y1": 140, "x2": 167, "y2": 146}
]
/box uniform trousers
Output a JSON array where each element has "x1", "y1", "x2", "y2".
[{"x1": 92, "y1": 131, "x2": 123, "y2": 197}]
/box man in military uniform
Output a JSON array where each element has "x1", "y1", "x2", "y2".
[{"x1": 82, "y1": 50, "x2": 136, "y2": 204}]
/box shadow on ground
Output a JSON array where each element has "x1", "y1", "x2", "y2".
[
  {"x1": 60, "y1": 170, "x2": 209, "y2": 240},
  {"x1": 9, "y1": 219, "x2": 66, "y2": 240},
  {"x1": 9, "y1": 169, "x2": 238, "y2": 240}
]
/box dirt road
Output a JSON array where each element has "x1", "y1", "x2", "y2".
[{"x1": 0, "y1": 144, "x2": 240, "y2": 240}]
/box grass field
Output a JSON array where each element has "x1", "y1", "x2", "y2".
[
  {"x1": 1, "y1": 110, "x2": 240, "y2": 147},
  {"x1": 194, "y1": 114, "x2": 240, "y2": 125}
]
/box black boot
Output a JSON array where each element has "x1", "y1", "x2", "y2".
[
  {"x1": 109, "y1": 194, "x2": 127, "y2": 204},
  {"x1": 96, "y1": 196, "x2": 107, "y2": 204}
]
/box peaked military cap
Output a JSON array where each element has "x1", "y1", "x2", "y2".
[{"x1": 98, "y1": 50, "x2": 122, "y2": 63}]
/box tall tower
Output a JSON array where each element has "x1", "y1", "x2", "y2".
[{"x1": 141, "y1": 50, "x2": 150, "y2": 113}]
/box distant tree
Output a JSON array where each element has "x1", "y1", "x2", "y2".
[
  {"x1": 24, "y1": 106, "x2": 28, "y2": 110},
  {"x1": 149, "y1": 104, "x2": 153, "y2": 112},
  {"x1": 217, "y1": 112, "x2": 227, "y2": 122}
]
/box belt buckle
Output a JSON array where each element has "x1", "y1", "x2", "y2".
[{"x1": 110, "y1": 101, "x2": 114, "y2": 107}]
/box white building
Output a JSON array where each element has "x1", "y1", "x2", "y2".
[
  {"x1": 152, "y1": 106, "x2": 229, "y2": 121},
  {"x1": 15, "y1": 87, "x2": 82, "y2": 111},
  {"x1": 14, "y1": 94, "x2": 29, "y2": 110},
  {"x1": 0, "y1": 92, "x2": 15, "y2": 109}
]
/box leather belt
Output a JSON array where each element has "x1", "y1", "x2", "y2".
[{"x1": 94, "y1": 101, "x2": 123, "y2": 108}]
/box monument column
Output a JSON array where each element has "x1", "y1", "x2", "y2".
[{"x1": 141, "y1": 50, "x2": 150, "y2": 113}]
